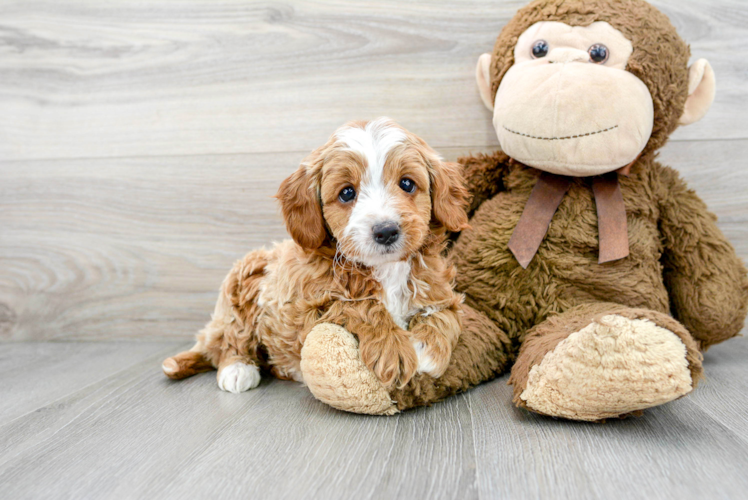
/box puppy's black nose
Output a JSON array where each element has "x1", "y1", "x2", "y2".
[{"x1": 372, "y1": 222, "x2": 400, "y2": 246}]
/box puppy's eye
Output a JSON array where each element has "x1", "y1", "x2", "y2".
[
  {"x1": 532, "y1": 40, "x2": 549, "y2": 58},
  {"x1": 338, "y1": 186, "x2": 356, "y2": 203},
  {"x1": 399, "y1": 178, "x2": 416, "y2": 193},
  {"x1": 588, "y1": 43, "x2": 609, "y2": 64}
]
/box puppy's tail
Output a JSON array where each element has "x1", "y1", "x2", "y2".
[{"x1": 162, "y1": 349, "x2": 214, "y2": 380}]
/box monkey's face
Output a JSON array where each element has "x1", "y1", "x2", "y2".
[
  {"x1": 476, "y1": 1, "x2": 715, "y2": 177},
  {"x1": 479, "y1": 21, "x2": 654, "y2": 176},
  {"x1": 493, "y1": 21, "x2": 653, "y2": 176}
]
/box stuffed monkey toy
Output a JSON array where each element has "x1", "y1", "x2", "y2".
[{"x1": 299, "y1": 0, "x2": 748, "y2": 421}]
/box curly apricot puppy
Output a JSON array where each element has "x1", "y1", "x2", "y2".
[{"x1": 162, "y1": 118, "x2": 469, "y2": 393}]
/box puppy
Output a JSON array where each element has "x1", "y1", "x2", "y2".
[{"x1": 162, "y1": 117, "x2": 469, "y2": 393}]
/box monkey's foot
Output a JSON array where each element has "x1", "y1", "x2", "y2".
[{"x1": 513, "y1": 313, "x2": 699, "y2": 421}]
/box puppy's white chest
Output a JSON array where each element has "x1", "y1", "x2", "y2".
[{"x1": 374, "y1": 261, "x2": 415, "y2": 330}]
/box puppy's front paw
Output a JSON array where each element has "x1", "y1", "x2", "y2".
[
  {"x1": 411, "y1": 339, "x2": 450, "y2": 378},
  {"x1": 360, "y1": 332, "x2": 418, "y2": 389},
  {"x1": 217, "y1": 362, "x2": 261, "y2": 394}
]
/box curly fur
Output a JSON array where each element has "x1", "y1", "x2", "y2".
[{"x1": 163, "y1": 119, "x2": 468, "y2": 390}]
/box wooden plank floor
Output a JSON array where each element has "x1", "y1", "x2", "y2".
[{"x1": 0, "y1": 337, "x2": 746, "y2": 500}]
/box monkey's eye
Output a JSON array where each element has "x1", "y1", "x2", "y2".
[
  {"x1": 588, "y1": 44, "x2": 609, "y2": 64},
  {"x1": 532, "y1": 40, "x2": 549, "y2": 58},
  {"x1": 338, "y1": 186, "x2": 356, "y2": 203},
  {"x1": 399, "y1": 178, "x2": 416, "y2": 193}
]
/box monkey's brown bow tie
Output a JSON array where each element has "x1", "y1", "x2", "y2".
[{"x1": 507, "y1": 171, "x2": 629, "y2": 268}]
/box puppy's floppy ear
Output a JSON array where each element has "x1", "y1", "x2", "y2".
[
  {"x1": 276, "y1": 154, "x2": 327, "y2": 250},
  {"x1": 430, "y1": 158, "x2": 470, "y2": 232}
]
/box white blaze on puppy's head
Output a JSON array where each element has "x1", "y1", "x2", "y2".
[{"x1": 335, "y1": 118, "x2": 408, "y2": 266}]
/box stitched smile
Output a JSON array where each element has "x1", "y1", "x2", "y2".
[{"x1": 503, "y1": 125, "x2": 619, "y2": 141}]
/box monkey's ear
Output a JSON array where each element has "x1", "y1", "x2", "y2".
[
  {"x1": 430, "y1": 160, "x2": 470, "y2": 233},
  {"x1": 679, "y1": 59, "x2": 716, "y2": 126},
  {"x1": 475, "y1": 53, "x2": 494, "y2": 111},
  {"x1": 275, "y1": 161, "x2": 327, "y2": 250}
]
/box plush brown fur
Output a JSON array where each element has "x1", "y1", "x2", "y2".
[
  {"x1": 385, "y1": 154, "x2": 747, "y2": 413},
  {"x1": 300, "y1": 0, "x2": 748, "y2": 419},
  {"x1": 452, "y1": 156, "x2": 748, "y2": 349},
  {"x1": 163, "y1": 120, "x2": 468, "y2": 390}
]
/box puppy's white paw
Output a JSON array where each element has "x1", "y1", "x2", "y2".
[
  {"x1": 218, "y1": 362, "x2": 261, "y2": 394},
  {"x1": 412, "y1": 340, "x2": 440, "y2": 377}
]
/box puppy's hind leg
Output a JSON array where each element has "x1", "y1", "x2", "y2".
[
  {"x1": 216, "y1": 357, "x2": 262, "y2": 394},
  {"x1": 162, "y1": 332, "x2": 261, "y2": 393},
  {"x1": 164, "y1": 248, "x2": 271, "y2": 393}
]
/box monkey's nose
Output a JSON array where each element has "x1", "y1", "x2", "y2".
[
  {"x1": 547, "y1": 48, "x2": 589, "y2": 64},
  {"x1": 372, "y1": 222, "x2": 400, "y2": 246}
]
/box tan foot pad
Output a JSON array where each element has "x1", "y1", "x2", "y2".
[
  {"x1": 300, "y1": 323, "x2": 398, "y2": 416},
  {"x1": 521, "y1": 314, "x2": 693, "y2": 421}
]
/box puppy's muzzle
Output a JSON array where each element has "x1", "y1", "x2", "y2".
[{"x1": 372, "y1": 222, "x2": 400, "y2": 247}]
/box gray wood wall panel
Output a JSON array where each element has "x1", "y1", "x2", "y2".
[
  {"x1": 0, "y1": 0, "x2": 745, "y2": 161},
  {"x1": 1, "y1": 152, "x2": 299, "y2": 341},
  {"x1": 2, "y1": 140, "x2": 746, "y2": 341},
  {"x1": 1, "y1": 0, "x2": 747, "y2": 342}
]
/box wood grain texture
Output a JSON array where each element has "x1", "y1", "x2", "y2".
[
  {"x1": 0, "y1": 152, "x2": 299, "y2": 341},
  {"x1": 0, "y1": 341, "x2": 188, "y2": 465},
  {"x1": 1, "y1": 1, "x2": 747, "y2": 498},
  {"x1": 0, "y1": 0, "x2": 746, "y2": 161},
  {"x1": 0, "y1": 341, "x2": 184, "y2": 425},
  {"x1": 0, "y1": 342, "x2": 477, "y2": 500},
  {"x1": 0, "y1": 338, "x2": 746, "y2": 499},
  {"x1": 468, "y1": 338, "x2": 748, "y2": 500},
  {"x1": 2, "y1": 140, "x2": 747, "y2": 341},
  {"x1": 687, "y1": 335, "x2": 748, "y2": 442}
]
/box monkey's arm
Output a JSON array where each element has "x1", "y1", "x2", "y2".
[
  {"x1": 458, "y1": 150, "x2": 512, "y2": 216},
  {"x1": 657, "y1": 165, "x2": 748, "y2": 349}
]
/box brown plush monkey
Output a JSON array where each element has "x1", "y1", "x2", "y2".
[{"x1": 299, "y1": 0, "x2": 748, "y2": 421}]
